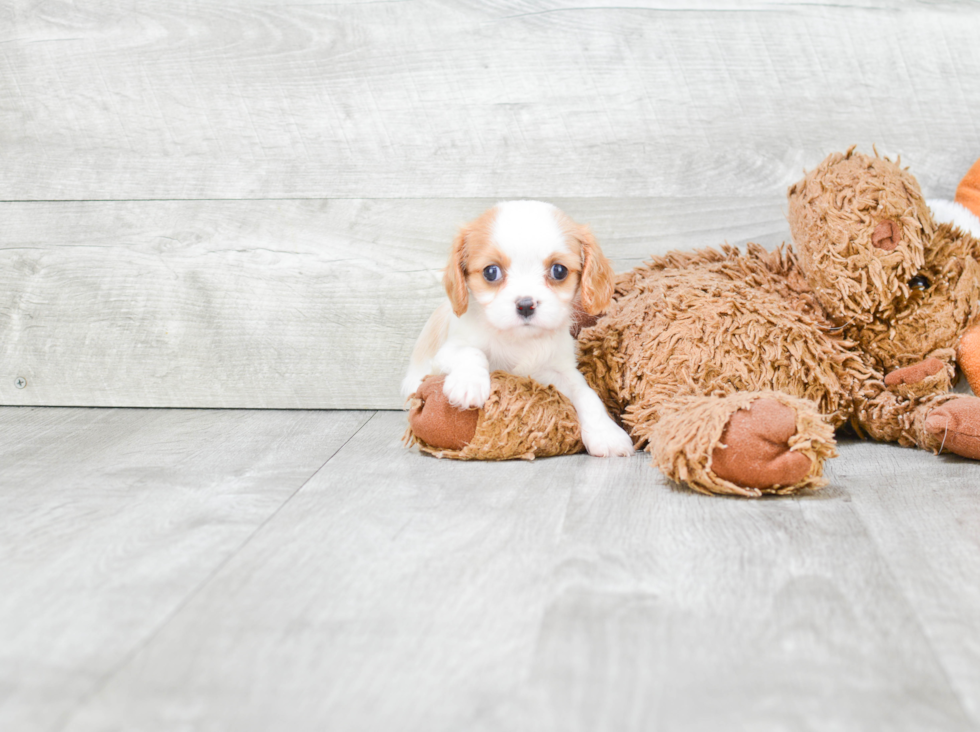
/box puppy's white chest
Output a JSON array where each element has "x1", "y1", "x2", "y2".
[{"x1": 487, "y1": 334, "x2": 569, "y2": 377}]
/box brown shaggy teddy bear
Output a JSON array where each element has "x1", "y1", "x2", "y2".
[{"x1": 405, "y1": 149, "x2": 980, "y2": 497}]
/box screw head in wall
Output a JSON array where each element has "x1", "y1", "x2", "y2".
[{"x1": 14, "y1": 377, "x2": 26, "y2": 389}]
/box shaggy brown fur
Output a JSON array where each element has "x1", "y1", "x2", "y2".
[
  {"x1": 406, "y1": 149, "x2": 980, "y2": 497},
  {"x1": 789, "y1": 150, "x2": 980, "y2": 372},
  {"x1": 576, "y1": 244, "x2": 872, "y2": 438}
]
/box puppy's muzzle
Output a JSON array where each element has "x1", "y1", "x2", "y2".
[{"x1": 516, "y1": 297, "x2": 536, "y2": 319}]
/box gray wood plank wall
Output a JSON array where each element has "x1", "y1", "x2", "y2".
[{"x1": 3, "y1": 1, "x2": 980, "y2": 408}]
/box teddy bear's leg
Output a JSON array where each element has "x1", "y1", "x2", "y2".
[
  {"x1": 407, "y1": 375, "x2": 480, "y2": 451},
  {"x1": 405, "y1": 372, "x2": 584, "y2": 460},
  {"x1": 638, "y1": 391, "x2": 837, "y2": 497}
]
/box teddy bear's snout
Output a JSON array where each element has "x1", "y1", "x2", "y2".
[{"x1": 872, "y1": 219, "x2": 902, "y2": 251}]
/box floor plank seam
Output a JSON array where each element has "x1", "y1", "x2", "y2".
[{"x1": 51, "y1": 410, "x2": 378, "y2": 732}]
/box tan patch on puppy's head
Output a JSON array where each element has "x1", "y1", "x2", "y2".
[
  {"x1": 554, "y1": 211, "x2": 614, "y2": 315},
  {"x1": 544, "y1": 250, "x2": 582, "y2": 302},
  {"x1": 443, "y1": 207, "x2": 501, "y2": 316},
  {"x1": 463, "y1": 231, "x2": 512, "y2": 306}
]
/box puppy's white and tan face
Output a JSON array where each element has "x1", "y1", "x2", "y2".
[{"x1": 443, "y1": 201, "x2": 614, "y2": 334}]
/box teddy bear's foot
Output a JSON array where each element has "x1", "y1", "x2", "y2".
[
  {"x1": 710, "y1": 399, "x2": 815, "y2": 490},
  {"x1": 407, "y1": 375, "x2": 480, "y2": 451},
  {"x1": 920, "y1": 396, "x2": 980, "y2": 459},
  {"x1": 405, "y1": 372, "x2": 583, "y2": 460},
  {"x1": 642, "y1": 391, "x2": 837, "y2": 498}
]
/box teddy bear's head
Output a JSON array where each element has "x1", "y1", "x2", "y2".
[
  {"x1": 788, "y1": 148, "x2": 932, "y2": 326},
  {"x1": 788, "y1": 148, "x2": 980, "y2": 375}
]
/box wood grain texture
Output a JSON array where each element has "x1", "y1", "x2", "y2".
[
  {"x1": 0, "y1": 406, "x2": 371, "y2": 732},
  {"x1": 1, "y1": 1, "x2": 978, "y2": 200},
  {"x1": 48, "y1": 412, "x2": 980, "y2": 732},
  {"x1": 831, "y1": 441, "x2": 980, "y2": 724},
  {"x1": 4, "y1": 1, "x2": 980, "y2": 409},
  {"x1": 0, "y1": 196, "x2": 789, "y2": 408}
]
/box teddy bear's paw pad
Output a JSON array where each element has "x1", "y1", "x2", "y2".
[
  {"x1": 408, "y1": 375, "x2": 480, "y2": 451},
  {"x1": 710, "y1": 398, "x2": 813, "y2": 490},
  {"x1": 924, "y1": 398, "x2": 980, "y2": 459},
  {"x1": 885, "y1": 358, "x2": 945, "y2": 386}
]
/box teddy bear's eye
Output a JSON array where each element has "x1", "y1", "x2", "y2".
[
  {"x1": 909, "y1": 275, "x2": 931, "y2": 291},
  {"x1": 483, "y1": 264, "x2": 502, "y2": 283}
]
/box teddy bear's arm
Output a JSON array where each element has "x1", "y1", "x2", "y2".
[
  {"x1": 851, "y1": 368, "x2": 980, "y2": 459},
  {"x1": 922, "y1": 399, "x2": 980, "y2": 458}
]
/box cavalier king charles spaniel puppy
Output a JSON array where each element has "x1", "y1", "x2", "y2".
[{"x1": 401, "y1": 200, "x2": 634, "y2": 457}]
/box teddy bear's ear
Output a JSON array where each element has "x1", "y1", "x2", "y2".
[{"x1": 577, "y1": 225, "x2": 615, "y2": 315}]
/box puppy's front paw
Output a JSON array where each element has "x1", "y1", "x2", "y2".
[
  {"x1": 400, "y1": 371, "x2": 425, "y2": 401},
  {"x1": 582, "y1": 419, "x2": 634, "y2": 457},
  {"x1": 443, "y1": 368, "x2": 491, "y2": 409}
]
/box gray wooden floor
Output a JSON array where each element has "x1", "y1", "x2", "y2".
[{"x1": 3, "y1": 407, "x2": 980, "y2": 731}]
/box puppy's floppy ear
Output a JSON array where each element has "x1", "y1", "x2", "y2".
[
  {"x1": 443, "y1": 224, "x2": 470, "y2": 316},
  {"x1": 577, "y1": 225, "x2": 615, "y2": 315}
]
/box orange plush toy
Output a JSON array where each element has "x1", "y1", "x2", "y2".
[
  {"x1": 956, "y1": 159, "x2": 980, "y2": 226},
  {"x1": 932, "y1": 157, "x2": 980, "y2": 394},
  {"x1": 930, "y1": 157, "x2": 980, "y2": 240}
]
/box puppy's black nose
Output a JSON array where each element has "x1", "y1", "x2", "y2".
[{"x1": 516, "y1": 297, "x2": 536, "y2": 319}]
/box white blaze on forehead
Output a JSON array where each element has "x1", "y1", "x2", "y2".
[{"x1": 491, "y1": 201, "x2": 570, "y2": 266}]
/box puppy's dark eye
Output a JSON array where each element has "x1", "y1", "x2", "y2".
[
  {"x1": 483, "y1": 264, "x2": 502, "y2": 283},
  {"x1": 550, "y1": 263, "x2": 568, "y2": 281},
  {"x1": 909, "y1": 275, "x2": 931, "y2": 291}
]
